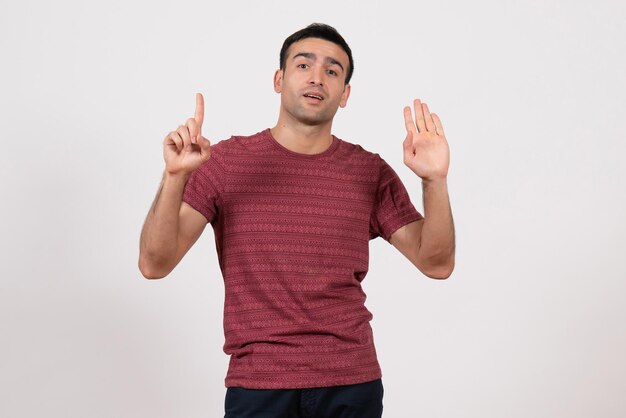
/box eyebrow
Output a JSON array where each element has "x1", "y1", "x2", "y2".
[{"x1": 292, "y1": 52, "x2": 345, "y2": 72}]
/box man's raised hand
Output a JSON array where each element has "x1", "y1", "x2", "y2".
[
  {"x1": 163, "y1": 93, "x2": 212, "y2": 175},
  {"x1": 402, "y1": 98, "x2": 450, "y2": 181}
]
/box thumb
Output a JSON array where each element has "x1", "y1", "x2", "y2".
[
  {"x1": 198, "y1": 135, "x2": 212, "y2": 154},
  {"x1": 403, "y1": 130, "x2": 414, "y2": 153}
]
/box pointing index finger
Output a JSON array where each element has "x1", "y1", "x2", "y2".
[{"x1": 194, "y1": 92, "x2": 204, "y2": 128}]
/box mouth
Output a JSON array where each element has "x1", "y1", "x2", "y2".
[{"x1": 303, "y1": 92, "x2": 324, "y2": 101}]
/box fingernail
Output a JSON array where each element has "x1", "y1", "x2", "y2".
[{"x1": 192, "y1": 136, "x2": 197, "y2": 144}]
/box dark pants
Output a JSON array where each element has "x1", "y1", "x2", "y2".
[{"x1": 224, "y1": 378, "x2": 384, "y2": 418}]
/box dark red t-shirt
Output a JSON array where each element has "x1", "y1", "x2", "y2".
[{"x1": 182, "y1": 128, "x2": 422, "y2": 389}]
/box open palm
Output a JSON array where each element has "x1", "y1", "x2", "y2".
[{"x1": 402, "y1": 98, "x2": 450, "y2": 181}]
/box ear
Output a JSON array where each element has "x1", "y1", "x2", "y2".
[
  {"x1": 273, "y1": 69, "x2": 284, "y2": 93},
  {"x1": 339, "y1": 83, "x2": 351, "y2": 108}
]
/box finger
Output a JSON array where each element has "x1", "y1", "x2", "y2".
[
  {"x1": 195, "y1": 92, "x2": 204, "y2": 131},
  {"x1": 177, "y1": 124, "x2": 192, "y2": 147},
  {"x1": 197, "y1": 135, "x2": 212, "y2": 157},
  {"x1": 402, "y1": 130, "x2": 414, "y2": 154},
  {"x1": 166, "y1": 131, "x2": 183, "y2": 152},
  {"x1": 403, "y1": 106, "x2": 416, "y2": 134},
  {"x1": 422, "y1": 103, "x2": 436, "y2": 132},
  {"x1": 186, "y1": 117, "x2": 199, "y2": 144},
  {"x1": 413, "y1": 98, "x2": 427, "y2": 133},
  {"x1": 432, "y1": 113, "x2": 445, "y2": 136}
]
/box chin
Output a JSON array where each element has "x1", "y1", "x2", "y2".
[{"x1": 293, "y1": 109, "x2": 336, "y2": 126}]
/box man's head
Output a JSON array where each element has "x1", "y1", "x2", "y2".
[
  {"x1": 273, "y1": 24, "x2": 353, "y2": 127},
  {"x1": 279, "y1": 23, "x2": 354, "y2": 85}
]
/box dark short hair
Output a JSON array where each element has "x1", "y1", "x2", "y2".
[{"x1": 279, "y1": 23, "x2": 354, "y2": 85}]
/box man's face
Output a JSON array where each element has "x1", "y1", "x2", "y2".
[{"x1": 274, "y1": 37, "x2": 351, "y2": 126}]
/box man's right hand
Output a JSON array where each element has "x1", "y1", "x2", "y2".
[{"x1": 163, "y1": 93, "x2": 212, "y2": 175}]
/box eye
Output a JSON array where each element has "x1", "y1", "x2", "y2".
[
  {"x1": 327, "y1": 69, "x2": 337, "y2": 76},
  {"x1": 297, "y1": 63, "x2": 309, "y2": 69}
]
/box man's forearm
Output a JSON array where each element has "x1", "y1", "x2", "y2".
[
  {"x1": 139, "y1": 171, "x2": 189, "y2": 273},
  {"x1": 416, "y1": 178, "x2": 455, "y2": 278}
]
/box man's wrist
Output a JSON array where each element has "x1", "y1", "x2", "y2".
[
  {"x1": 421, "y1": 176, "x2": 448, "y2": 188},
  {"x1": 163, "y1": 169, "x2": 191, "y2": 186}
]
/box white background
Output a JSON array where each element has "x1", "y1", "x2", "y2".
[{"x1": 1, "y1": 0, "x2": 625, "y2": 417}]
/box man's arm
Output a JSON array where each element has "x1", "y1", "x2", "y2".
[
  {"x1": 389, "y1": 98, "x2": 455, "y2": 279},
  {"x1": 389, "y1": 178, "x2": 455, "y2": 279},
  {"x1": 138, "y1": 93, "x2": 213, "y2": 279},
  {"x1": 138, "y1": 172, "x2": 208, "y2": 279}
]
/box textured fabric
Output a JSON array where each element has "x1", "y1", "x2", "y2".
[
  {"x1": 182, "y1": 128, "x2": 422, "y2": 389},
  {"x1": 224, "y1": 378, "x2": 383, "y2": 417}
]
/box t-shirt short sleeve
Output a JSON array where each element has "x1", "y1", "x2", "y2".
[
  {"x1": 182, "y1": 156, "x2": 222, "y2": 224},
  {"x1": 369, "y1": 155, "x2": 423, "y2": 242}
]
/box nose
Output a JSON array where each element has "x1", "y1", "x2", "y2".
[{"x1": 309, "y1": 66, "x2": 324, "y2": 86}]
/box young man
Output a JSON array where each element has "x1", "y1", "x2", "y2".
[{"x1": 139, "y1": 23, "x2": 455, "y2": 417}]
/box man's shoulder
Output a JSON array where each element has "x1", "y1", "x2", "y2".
[
  {"x1": 210, "y1": 129, "x2": 268, "y2": 153},
  {"x1": 193, "y1": 131, "x2": 266, "y2": 174},
  {"x1": 334, "y1": 134, "x2": 382, "y2": 163},
  {"x1": 213, "y1": 130, "x2": 382, "y2": 165}
]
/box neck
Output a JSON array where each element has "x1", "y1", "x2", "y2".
[{"x1": 271, "y1": 113, "x2": 334, "y2": 155}]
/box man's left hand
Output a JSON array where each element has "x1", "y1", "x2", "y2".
[{"x1": 402, "y1": 98, "x2": 450, "y2": 181}]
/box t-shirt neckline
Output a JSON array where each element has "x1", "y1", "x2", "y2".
[{"x1": 264, "y1": 128, "x2": 340, "y2": 159}]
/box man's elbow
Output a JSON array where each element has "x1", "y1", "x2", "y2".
[
  {"x1": 138, "y1": 256, "x2": 170, "y2": 280},
  {"x1": 425, "y1": 266, "x2": 454, "y2": 280},
  {"x1": 140, "y1": 270, "x2": 167, "y2": 280},
  {"x1": 417, "y1": 258, "x2": 455, "y2": 280}
]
